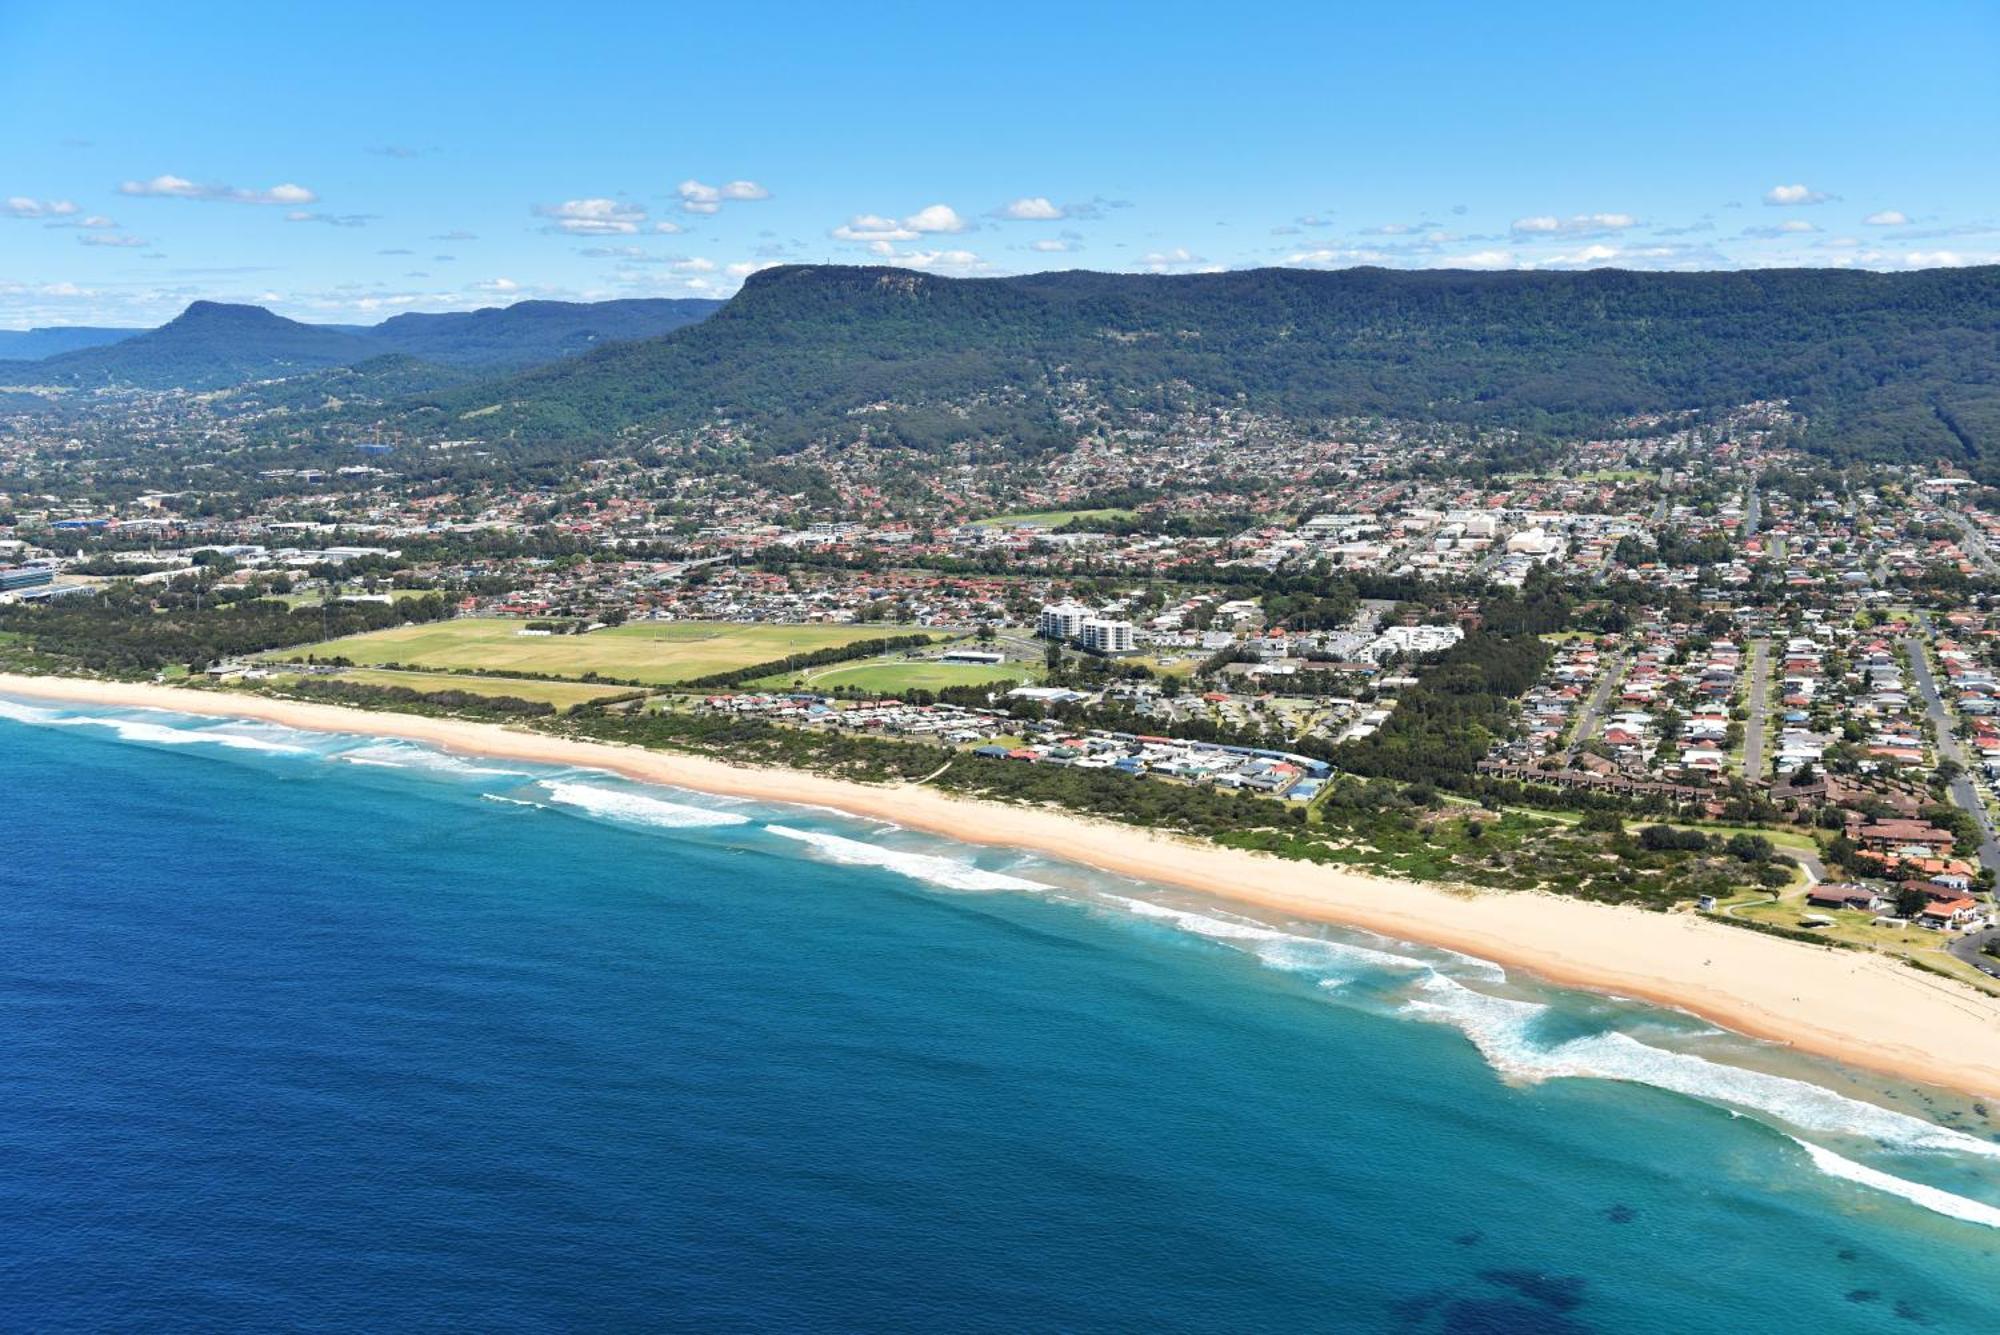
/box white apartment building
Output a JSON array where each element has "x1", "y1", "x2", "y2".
[
  {"x1": 1081, "y1": 617, "x2": 1137, "y2": 655},
  {"x1": 1037, "y1": 601, "x2": 1091, "y2": 641}
]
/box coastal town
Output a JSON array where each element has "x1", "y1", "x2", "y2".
[{"x1": 7, "y1": 387, "x2": 2000, "y2": 991}]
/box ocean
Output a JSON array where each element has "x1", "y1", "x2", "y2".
[{"x1": 3, "y1": 693, "x2": 1999, "y2": 1332}]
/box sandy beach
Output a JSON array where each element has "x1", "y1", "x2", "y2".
[{"x1": 8, "y1": 670, "x2": 2000, "y2": 1100}]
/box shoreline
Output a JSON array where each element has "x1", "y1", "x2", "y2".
[{"x1": 8, "y1": 671, "x2": 2000, "y2": 1100}]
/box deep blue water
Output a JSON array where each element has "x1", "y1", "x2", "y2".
[{"x1": 3, "y1": 696, "x2": 2000, "y2": 1332}]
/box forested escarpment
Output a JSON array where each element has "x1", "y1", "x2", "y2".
[{"x1": 414, "y1": 264, "x2": 2000, "y2": 468}]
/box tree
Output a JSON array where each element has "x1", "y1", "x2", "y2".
[{"x1": 1894, "y1": 886, "x2": 1930, "y2": 920}]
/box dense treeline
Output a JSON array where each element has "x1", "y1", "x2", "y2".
[
  {"x1": 396, "y1": 264, "x2": 2000, "y2": 472},
  {"x1": 0, "y1": 587, "x2": 448, "y2": 674},
  {"x1": 681, "y1": 633, "x2": 936, "y2": 689},
  {"x1": 1334, "y1": 631, "x2": 1553, "y2": 782}
]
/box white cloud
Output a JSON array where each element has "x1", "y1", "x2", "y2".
[
  {"x1": 1443, "y1": 249, "x2": 1515, "y2": 268},
  {"x1": 831, "y1": 204, "x2": 972, "y2": 244},
  {"x1": 904, "y1": 203, "x2": 968, "y2": 234},
  {"x1": 672, "y1": 257, "x2": 716, "y2": 272},
  {"x1": 5, "y1": 196, "x2": 78, "y2": 219},
  {"x1": 118, "y1": 175, "x2": 318, "y2": 205},
  {"x1": 1905, "y1": 250, "x2": 1967, "y2": 267},
  {"x1": 1286, "y1": 247, "x2": 1391, "y2": 266},
  {"x1": 1138, "y1": 247, "x2": 1204, "y2": 270},
  {"x1": 997, "y1": 196, "x2": 1065, "y2": 220},
  {"x1": 726, "y1": 260, "x2": 785, "y2": 279},
  {"x1": 1763, "y1": 183, "x2": 1831, "y2": 206},
  {"x1": 833, "y1": 213, "x2": 918, "y2": 243},
  {"x1": 1031, "y1": 238, "x2": 1076, "y2": 252},
  {"x1": 77, "y1": 215, "x2": 116, "y2": 229},
  {"x1": 896, "y1": 248, "x2": 983, "y2": 270},
  {"x1": 1543, "y1": 244, "x2": 1622, "y2": 266},
  {"x1": 652, "y1": 220, "x2": 684, "y2": 234},
  {"x1": 1510, "y1": 212, "x2": 1637, "y2": 235},
  {"x1": 473, "y1": 277, "x2": 522, "y2": 293},
  {"x1": 678, "y1": 179, "x2": 770, "y2": 214},
  {"x1": 534, "y1": 198, "x2": 647, "y2": 235},
  {"x1": 77, "y1": 232, "x2": 148, "y2": 248},
  {"x1": 285, "y1": 210, "x2": 373, "y2": 227},
  {"x1": 1864, "y1": 210, "x2": 1910, "y2": 226},
  {"x1": 1779, "y1": 219, "x2": 1816, "y2": 233}
]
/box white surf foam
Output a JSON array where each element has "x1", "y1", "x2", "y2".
[
  {"x1": 1403, "y1": 974, "x2": 2000, "y2": 1159},
  {"x1": 337, "y1": 741, "x2": 524, "y2": 778},
  {"x1": 539, "y1": 780, "x2": 751, "y2": 829},
  {"x1": 481, "y1": 794, "x2": 548, "y2": 810},
  {"x1": 41, "y1": 712, "x2": 310, "y2": 754},
  {"x1": 0, "y1": 697, "x2": 59, "y2": 725},
  {"x1": 1791, "y1": 1137, "x2": 2000, "y2": 1228},
  {"x1": 1105, "y1": 895, "x2": 1434, "y2": 978},
  {"x1": 764, "y1": 824, "x2": 1048, "y2": 892}
]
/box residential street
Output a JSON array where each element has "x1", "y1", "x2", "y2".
[
  {"x1": 1740, "y1": 638, "x2": 1769, "y2": 779},
  {"x1": 1905, "y1": 616, "x2": 2000, "y2": 875},
  {"x1": 1565, "y1": 653, "x2": 1625, "y2": 759}
]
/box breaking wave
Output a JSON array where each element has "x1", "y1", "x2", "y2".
[
  {"x1": 764, "y1": 825, "x2": 1048, "y2": 892},
  {"x1": 337, "y1": 741, "x2": 524, "y2": 778},
  {"x1": 1792, "y1": 1138, "x2": 2000, "y2": 1229},
  {"x1": 1107, "y1": 896, "x2": 1435, "y2": 978},
  {"x1": 539, "y1": 780, "x2": 751, "y2": 829},
  {"x1": 1402, "y1": 974, "x2": 2000, "y2": 1158}
]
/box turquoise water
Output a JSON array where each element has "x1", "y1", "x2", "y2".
[{"x1": 3, "y1": 693, "x2": 1999, "y2": 1331}]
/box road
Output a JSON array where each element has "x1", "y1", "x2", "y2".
[
  {"x1": 1904, "y1": 616, "x2": 2000, "y2": 876},
  {"x1": 1942, "y1": 507, "x2": 2000, "y2": 577},
  {"x1": 1948, "y1": 925, "x2": 2000, "y2": 978},
  {"x1": 1740, "y1": 486, "x2": 1761, "y2": 540},
  {"x1": 1565, "y1": 654, "x2": 1625, "y2": 759},
  {"x1": 1740, "y1": 639, "x2": 1770, "y2": 779}
]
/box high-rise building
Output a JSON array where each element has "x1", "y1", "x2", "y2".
[{"x1": 1080, "y1": 617, "x2": 1136, "y2": 655}]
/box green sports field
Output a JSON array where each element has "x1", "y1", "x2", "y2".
[
  {"x1": 276, "y1": 618, "x2": 928, "y2": 685},
  {"x1": 754, "y1": 659, "x2": 1031, "y2": 693},
  {"x1": 971, "y1": 507, "x2": 1136, "y2": 529}
]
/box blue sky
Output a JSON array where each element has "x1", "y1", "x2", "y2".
[{"x1": 2, "y1": 0, "x2": 1995, "y2": 328}]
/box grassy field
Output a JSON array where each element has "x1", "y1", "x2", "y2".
[
  {"x1": 756, "y1": 660, "x2": 1032, "y2": 693},
  {"x1": 275, "y1": 618, "x2": 926, "y2": 685},
  {"x1": 306, "y1": 667, "x2": 635, "y2": 709},
  {"x1": 972, "y1": 507, "x2": 1136, "y2": 529}
]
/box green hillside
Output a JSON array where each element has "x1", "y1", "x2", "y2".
[{"x1": 422, "y1": 264, "x2": 2000, "y2": 466}]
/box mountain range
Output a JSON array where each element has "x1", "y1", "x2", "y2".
[
  {"x1": 0, "y1": 296, "x2": 723, "y2": 390},
  {"x1": 414, "y1": 264, "x2": 2000, "y2": 467},
  {"x1": 7, "y1": 266, "x2": 2000, "y2": 475},
  {"x1": 0, "y1": 325, "x2": 140, "y2": 361}
]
